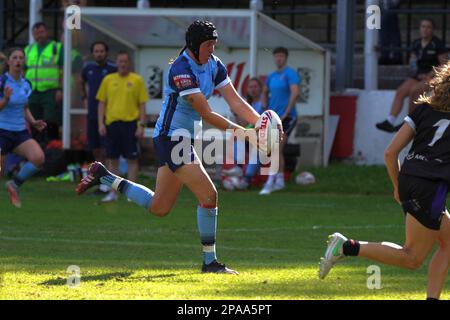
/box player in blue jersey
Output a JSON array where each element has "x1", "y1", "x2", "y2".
[
  {"x1": 76, "y1": 20, "x2": 268, "y2": 274},
  {"x1": 0, "y1": 48, "x2": 47, "y2": 208}
]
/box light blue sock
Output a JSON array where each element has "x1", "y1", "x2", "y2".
[
  {"x1": 100, "y1": 174, "x2": 119, "y2": 189},
  {"x1": 14, "y1": 162, "x2": 41, "y2": 186},
  {"x1": 100, "y1": 174, "x2": 154, "y2": 209},
  {"x1": 119, "y1": 180, "x2": 154, "y2": 209},
  {"x1": 197, "y1": 205, "x2": 218, "y2": 264}
]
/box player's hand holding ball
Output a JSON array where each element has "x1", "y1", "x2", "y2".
[{"x1": 255, "y1": 110, "x2": 283, "y2": 156}]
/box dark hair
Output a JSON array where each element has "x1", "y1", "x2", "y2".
[
  {"x1": 90, "y1": 41, "x2": 109, "y2": 53},
  {"x1": 246, "y1": 77, "x2": 264, "y2": 105},
  {"x1": 273, "y1": 47, "x2": 288, "y2": 56},
  {"x1": 3, "y1": 47, "x2": 25, "y2": 72},
  {"x1": 116, "y1": 50, "x2": 131, "y2": 60},
  {"x1": 32, "y1": 22, "x2": 47, "y2": 30},
  {"x1": 421, "y1": 18, "x2": 435, "y2": 29},
  {"x1": 0, "y1": 51, "x2": 6, "y2": 75}
]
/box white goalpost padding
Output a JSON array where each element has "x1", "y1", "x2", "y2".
[{"x1": 63, "y1": 7, "x2": 330, "y2": 166}]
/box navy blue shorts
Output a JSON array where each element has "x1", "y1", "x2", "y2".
[
  {"x1": 398, "y1": 173, "x2": 448, "y2": 230},
  {"x1": 0, "y1": 129, "x2": 32, "y2": 155},
  {"x1": 282, "y1": 116, "x2": 297, "y2": 138},
  {"x1": 153, "y1": 135, "x2": 198, "y2": 172},
  {"x1": 87, "y1": 119, "x2": 105, "y2": 150},
  {"x1": 105, "y1": 121, "x2": 139, "y2": 159}
]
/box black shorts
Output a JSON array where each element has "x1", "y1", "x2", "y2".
[
  {"x1": 0, "y1": 129, "x2": 32, "y2": 155},
  {"x1": 282, "y1": 116, "x2": 297, "y2": 138},
  {"x1": 87, "y1": 119, "x2": 105, "y2": 150},
  {"x1": 153, "y1": 135, "x2": 198, "y2": 172},
  {"x1": 105, "y1": 121, "x2": 139, "y2": 159},
  {"x1": 398, "y1": 173, "x2": 448, "y2": 230}
]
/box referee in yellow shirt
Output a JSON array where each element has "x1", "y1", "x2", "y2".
[{"x1": 96, "y1": 51, "x2": 149, "y2": 202}]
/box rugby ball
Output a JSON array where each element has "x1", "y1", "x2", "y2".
[
  {"x1": 255, "y1": 110, "x2": 282, "y2": 156},
  {"x1": 295, "y1": 171, "x2": 316, "y2": 185}
]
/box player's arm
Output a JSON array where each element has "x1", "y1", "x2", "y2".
[
  {"x1": 384, "y1": 123, "x2": 415, "y2": 203},
  {"x1": 24, "y1": 105, "x2": 46, "y2": 131},
  {"x1": 282, "y1": 84, "x2": 300, "y2": 120},
  {"x1": 79, "y1": 73, "x2": 88, "y2": 109},
  {"x1": 219, "y1": 82, "x2": 260, "y2": 126},
  {"x1": 186, "y1": 92, "x2": 245, "y2": 131},
  {"x1": 96, "y1": 77, "x2": 108, "y2": 136},
  {"x1": 98, "y1": 101, "x2": 107, "y2": 136},
  {"x1": 135, "y1": 103, "x2": 146, "y2": 138},
  {"x1": 0, "y1": 86, "x2": 13, "y2": 110}
]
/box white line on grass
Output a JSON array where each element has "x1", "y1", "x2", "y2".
[
  {"x1": 221, "y1": 224, "x2": 403, "y2": 232},
  {"x1": 0, "y1": 236, "x2": 291, "y2": 253}
]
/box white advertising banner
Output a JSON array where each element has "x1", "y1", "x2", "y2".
[{"x1": 138, "y1": 48, "x2": 325, "y2": 118}]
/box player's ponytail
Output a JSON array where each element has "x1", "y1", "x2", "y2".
[
  {"x1": 416, "y1": 61, "x2": 450, "y2": 112},
  {"x1": 178, "y1": 45, "x2": 187, "y2": 56}
]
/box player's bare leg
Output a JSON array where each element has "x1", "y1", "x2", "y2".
[
  {"x1": 358, "y1": 214, "x2": 437, "y2": 269},
  {"x1": 320, "y1": 214, "x2": 437, "y2": 279},
  {"x1": 6, "y1": 139, "x2": 44, "y2": 208},
  {"x1": 150, "y1": 165, "x2": 183, "y2": 217},
  {"x1": 427, "y1": 211, "x2": 450, "y2": 299},
  {"x1": 376, "y1": 78, "x2": 418, "y2": 132},
  {"x1": 175, "y1": 162, "x2": 239, "y2": 275}
]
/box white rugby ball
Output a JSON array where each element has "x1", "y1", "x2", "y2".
[
  {"x1": 256, "y1": 110, "x2": 282, "y2": 156},
  {"x1": 295, "y1": 171, "x2": 316, "y2": 185}
]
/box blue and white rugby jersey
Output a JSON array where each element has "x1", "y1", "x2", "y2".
[
  {"x1": 0, "y1": 72, "x2": 32, "y2": 131},
  {"x1": 153, "y1": 50, "x2": 231, "y2": 138}
]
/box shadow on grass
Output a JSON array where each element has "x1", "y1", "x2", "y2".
[{"x1": 40, "y1": 272, "x2": 177, "y2": 286}]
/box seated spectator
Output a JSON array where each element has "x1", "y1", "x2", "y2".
[{"x1": 376, "y1": 18, "x2": 448, "y2": 132}]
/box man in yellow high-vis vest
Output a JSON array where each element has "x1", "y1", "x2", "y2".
[{"x1": 24, "y1": 22, "x2": 63, "y2": 143}]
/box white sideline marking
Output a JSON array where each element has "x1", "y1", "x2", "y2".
[
  {"x1": 221, "y1": 225, "x2": 403, "y2": 232},
  {"x1": 0, "y1": 236, "x2": 290, "y2": 253}
]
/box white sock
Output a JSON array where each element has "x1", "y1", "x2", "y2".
[
  {"x1": 276, "y1": 173, "x2": 285, "y2": 185},
  {"x1": 387, "y1": 115, "x2": 396, "y2": 125},
  {"x1": 99, "y1": 184, "x2": 110, "y2": 192},
  {"x1": 266, "y1": 175, "x2": 276, "y2": 185}
]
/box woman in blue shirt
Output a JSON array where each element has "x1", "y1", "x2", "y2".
[
  {"x1": 76, "y1": 20, "x2": 266, "y2": 274},
  {"x1": 0, "y1": 47, "x2": 47, "y2": 208}
]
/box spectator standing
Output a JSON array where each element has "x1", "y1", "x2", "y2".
[
  {"x1": 80, "y1": 41, "x2": 117, "y2": 194},
  {"x1": 379, "y1": 0, "x2": 402, "y2": 65},
  {"x1": 260, "y1": 47, "x2": 300, "y2": 195},
  {"x1": 96, "y1": 51, "x2": 149, "y2": 202},
  {"x1": 24, "y1": 22, "x2": 63, "y2": 145}
]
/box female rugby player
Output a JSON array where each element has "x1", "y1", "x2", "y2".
[
  {"x1": 319, "y1": 61, "x2": 450, "y2": 300},
  {"x1": 0, "y1": 47, "x2": 47, "y2": 208},
  {"x1": 76, "y1": 20, "x2": 265, "y2": 274}
]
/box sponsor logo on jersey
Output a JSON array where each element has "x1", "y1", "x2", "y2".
[
  {"x1": 173, "y1": 74, "x2": 194, "y2": 90},
  {"x1": 407, "y1": 152, "x2": 428, "y2": 162}
]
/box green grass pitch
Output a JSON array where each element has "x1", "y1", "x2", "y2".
[{"x1": 0, "y1": 164, "x2": 448, "y2": 300}]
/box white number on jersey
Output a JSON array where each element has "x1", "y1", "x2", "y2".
[{"x1": 429, "y1": 119, "x2": 450, "y2": 147}]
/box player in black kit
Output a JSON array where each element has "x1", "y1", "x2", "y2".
[{"x1": 319, "y1": 61, "x2": 450, "y2": 300}]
